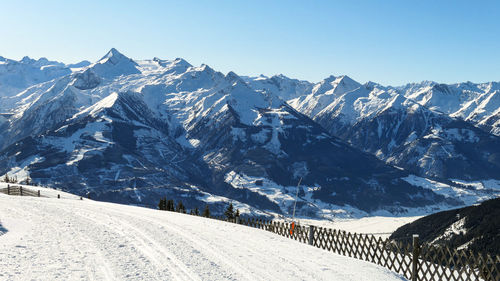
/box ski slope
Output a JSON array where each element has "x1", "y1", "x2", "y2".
[{"x1": 0, "y1": 193, "x2": 406, "y2": 281}]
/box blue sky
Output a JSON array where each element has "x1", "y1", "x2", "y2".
[{"x1": 1, "y1": 0, "x2": 499, "y2": 85}]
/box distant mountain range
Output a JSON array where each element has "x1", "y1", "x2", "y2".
[
  {"x1": 0, "y1": 49, "x2": 498, "y2": 218},
  {"x1": 247, "y1": 75, "x2": 500, "y2": 180}
]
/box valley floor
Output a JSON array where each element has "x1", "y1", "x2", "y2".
[
  {"x1": 0, "y1": 193, "x2": 406, "y2": 281},
  {"x1": 299, "y1": 216, "x2": 421, "y2": 239}
]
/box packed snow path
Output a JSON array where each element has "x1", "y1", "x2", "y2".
[{"x1": 0, "y1": 195, "x2": 406, "y2": 281}]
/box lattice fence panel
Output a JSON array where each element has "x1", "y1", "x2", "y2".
[
  {"x1": 208, "y1": 216, "x2": 499, "y2": 281},
  {"x1": 419, "y1": 244, "x2": 500, "y2": 281}
]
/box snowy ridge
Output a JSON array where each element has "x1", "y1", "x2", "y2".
[
  {"x1": 396, "y1": 81, "x2": 500, "y2": 136},
  {"x1": 242, "y1": 74, "x2": 314, "y2": 102},
  {"x1": 0, "y1": 55, "x2": 89, "y2": 99}
]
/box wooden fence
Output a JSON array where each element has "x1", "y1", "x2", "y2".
[
  {"x1": 0, "y1": 185, "x2": 71, "y2": 199},
  {"x1": 0, "y1": 185, "x2": 43, "y2": 197},
  {"x1": 208, "y1": 215, "x2": 499, "y2": 281}
]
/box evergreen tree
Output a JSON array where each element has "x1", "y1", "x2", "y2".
[
  {"x1": 225, "y1": 202, "x2": 235, "y2": 220},
  {"x1": 176, "y1": 201, "x2": 185, "y2": 213},
  {"x1": 202, "y1": 205, "x2": 210, "y2": 218},
  {"x1": 166, "y1": 199, "x2": 175, "y2": 211},
  {"x1": 158, "y1": 197, "x2": 167, "y2": 210},
  {"x1": 235, "y1": 209, "x2": 240, "y2": 218},
  {"x1": 25, "y1": 176, "x2": 32, "y2": 185},
  {"x1": 3, "y1": 174, "x2": 9, "y2": 183},
  {"x1": 194, "y1": 207, "x2": 200, "y2": 216}
]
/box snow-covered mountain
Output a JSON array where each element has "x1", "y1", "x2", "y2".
[
  {"x1": 250, "y1": 75, "x2": 500, "y2": 182},
  {"x1": 0, "y1": 49, "x2": 473, "y2": 218},
  {"x1": 0, "y1": 55, "x2": 89, "y2": 100},
  {"x1": 395, "y1": 81, "x2": 500, "y2": 136},
  {"x1": 0, "y1": 49, "x2": 497, "y2": 219}
]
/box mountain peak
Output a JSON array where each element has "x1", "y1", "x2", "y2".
[
  {"x1": 172, "y1": 58, "x2": 192, "y2": 69},
  {"x1": 312, "y1": 74, "x2": 361, "y2": 96},
  {"x1": 196, "y1": 64, "x2": 216, "y2": 74},
  {"x1": 337, "y1": 75, "x2": 357, "y2": 84},
  {"x1": 98, "y1": 48, "x2": 134, "y2": 65},
  {"x1": 272, "y1": 73, "x2": 289, "y2": 80},
  {"x1": 364, "y1": 81, "x2": 385, "y2": 91},
  {"x1": 323, "y1": 75, "x2": 337, "y2": 82},
  {"x1": 103, "y1": 47, "x2": 121, "y2": 58},
  {"x1": 89, "y1": 48, "x2": 140, "y2": 78},
  {"x1": 20, "y1": 56, "x2": 35, "y2": 64},
  {"x1": 226, "y1": 71, "x2": 241, "y2": 82}
]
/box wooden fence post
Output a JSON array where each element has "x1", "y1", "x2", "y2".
[
  {"x1": 57, "y1": 194, "x2": 60, "y2": 199},
  {"x1": 308, "y1": 225, "x2": 315, "y2": 246},
  {"x1": 412, "y1": 234, "x2": 420, "y2": 281},
  {"x1": 20, "y1": 186, "x2": 23, "y2": 196},
  {"x1": 7, "y1": 184, "x2": 10, "y2": 195},
  {"x1": 38, "y1": 190, "x2": 40, "y2": 197}
]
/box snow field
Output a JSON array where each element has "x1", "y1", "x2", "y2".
[
  {"x1": 0, "y1": 195, "x2": 406, "y2": 281},
  {"x1": 298, "y1": 216, "x2": 422, "y2": 239}
]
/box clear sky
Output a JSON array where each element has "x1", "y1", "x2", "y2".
[{"x1": 1, "y1": 0, "x2": 499, "y2": 85}]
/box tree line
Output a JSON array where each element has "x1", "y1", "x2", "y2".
[
  {"x1": 2, "y1": 174, "x2": 34, "y2": 185},
  {"x1": 158, "y1": 197, "x2": 240, "y2": 220}
]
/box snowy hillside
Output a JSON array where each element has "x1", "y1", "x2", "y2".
[
  {"x1": 390, "y1": 197, "x2": 500, "y2": 256},
  {"x1": 0, "y1": 193, "x2": 406, "y2": 281}
]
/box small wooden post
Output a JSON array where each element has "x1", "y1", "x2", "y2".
[
  {"x1": 57, "y1": 194, "x2": 60, "y2": 199},
  {"x1": 308, "y1": 225, "x2": 315, "y2": 246},
  {"x1": 80, "y1": 196, "x2": 82, "y2": 200},
  {"x1": 37, "y1": 190, "x2": 40, "y2": 197},
  {"x1": 7, "y1": 184, "x2": 10, "y2": 195},
  {"x1": 20, "y1": 186, "x2": 23, "y2": 196},
  {"x1": 412, "y1": 234, "x2": 420, "y2": 281}
]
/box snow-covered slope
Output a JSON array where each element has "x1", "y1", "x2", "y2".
[
  {"x1": 390, "y1": 197, "x2": 500, "y2": 256},
  {"x1": 0, "y1": 194, "x2": 406, "y2": 281}
]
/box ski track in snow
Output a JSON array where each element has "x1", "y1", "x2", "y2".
[{"x1": 0, "y1": 195, "x2": 406, "y2": 281}]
